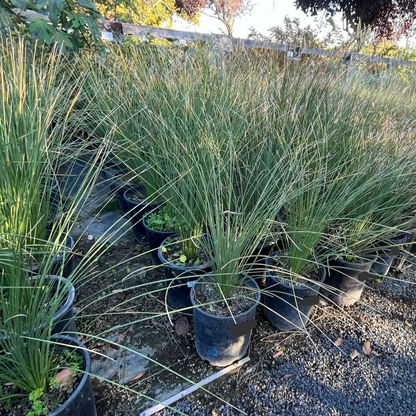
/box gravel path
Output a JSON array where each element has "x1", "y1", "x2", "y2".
[{"x1": 157, "y1": 261, "x2": 416, "y2": 416}]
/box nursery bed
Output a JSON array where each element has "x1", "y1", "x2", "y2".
[{"x1": 73, "y1": 236, "x2": 416, "y2": 416}]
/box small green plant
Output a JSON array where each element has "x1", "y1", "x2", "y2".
[
  {"x1": 160, "y1": 237, "x2": 202, "y2": 267},
  {"x1": 145, "y1": 206, "x2": 180, "y2": 232},
  {"x1": 27, "y1": 388, "x2": 48, "y2": 416}
]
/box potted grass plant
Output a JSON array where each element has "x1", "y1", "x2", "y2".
[
  {"x1": 156, "y1": 162, "x2": 211, "y2": 309},
  {"x1": 188, "y1": 141, "x2": 294, "y2": 366},
  {"x1": 0, "y1": 239, "x2": 96, "y2": 416},
  {"x1": 322, "y1": 142, "x2": 416, "y2": 306},
  {"x1": 262, "y1": 145, "x2": 348, "y2": 331}
]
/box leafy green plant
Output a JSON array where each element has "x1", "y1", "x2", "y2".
[
  {"x1": 144, "y1": 206, "x2": 180, "y2": 232},
  {"x1": 0, "y1": 0, "x2": 102, "y2": 53}
]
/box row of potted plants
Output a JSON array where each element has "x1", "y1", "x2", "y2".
[
  {"x1": 4, "y1": 35, "x2": 416, "y2": 416},
  {"x1": 83, "y1": 44, "x2": 416, "y2": 368}
]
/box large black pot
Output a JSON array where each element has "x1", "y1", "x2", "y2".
[
  {"x1": 158, "y1": 237, "x2": 211, "y2": 309},
  {"x1": 191, "y1": 274, "x2": 260, "y2": 367},
  {"x1": 123, "y1": 188, "x2": 161, "y2": 244},
  {"x1": 370, "y1": 234, "x2": 409, "y2": 278},
  {"x1": 143, "y1": 217, "x2": 177, "y2": 266},
  {"x1": 263, "y1": 253, "x2": 325, "y2": 331},
  {"x1": 31, "y1": 275, "x2": 77, "y2": 334},
  {"x1": 49, "y1": 335, "x2": 97, "y2": 416},
  {"x1": 320, "y1": 255, "x2": 377, "y2": 306}
]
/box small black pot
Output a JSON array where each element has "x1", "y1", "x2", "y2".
[
  {"x1": 123, "y1": 187, "x2": 162, "y2": 244},
  {"x1": 191, "y1": 274, "x2": 260, "y2": 367},
  {"x1": 263, "y1": 253, "x2": 325, "y2": 331},
  {"x1": 102, "y1": 163, "x2": 133, "y2": 216},
  {"x1": 320, "y1": 255, "x2": 377, "y2": 306},
  {"x1": 143, "y1": 217, "x2": 177, "y2": 266},
  {"x1": 49, "y1": 335, "x2": 97, "y2": 416},
  {"x1": 31, "y1": 233, "x2": 75, "y2": 280},
  {"x1": 244, "y1": 240, "x2": 275, "y2": 287},
  {"x1": 31, "y1": 275, "x2": 76, "y2": 334},
  {"x1": 370, "y1": 234, "x2": 409, "y2": 278},
  {"x1": 158, "y1": 237, "x2": 211, "y2": 309}
]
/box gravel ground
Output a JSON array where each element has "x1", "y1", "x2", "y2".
[
  {"x1": 156, "y1": 258, "x2": 416, "y2": 416},
  {"x1": 73, "y1": 220, "x2": 416, "y2": 416}
]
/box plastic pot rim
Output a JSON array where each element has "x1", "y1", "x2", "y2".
[
  {"x1": 142, "y1": 216, "x2": 179, "y2": 236},
  {"x1": 123, "y1": 187, "x2": 162, "y2": 206},
  {"x1": 157, "y1": 236, "x2": 211, "y2": 272},
  {"x1": 265, "y1": 250, "x2": 326, "y2": 289},
  {"x1": 30, "y1": 275, "x2": 75, "y2": 327},
  {"x1": 190, "y1": 274, "x2": 260, "y2": 321},
  {"x1": 328, "y1": 254, "x2": 378, "y2": 267}
]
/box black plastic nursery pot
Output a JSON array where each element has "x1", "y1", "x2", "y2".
[
  {"x1": 244, "y1": 240, "x2": 275, "y2": 287},
  {"x1": 320, "y1": 255, "x2": 377, "y2": 306},
  {"x1": 123, "y1": 188, "x2": 161, "y2": 244},
  {"x1": 49, "y1": 334, "x2": 97, "y2": 416},
  {"x1": 191, "y1": 274, "x2": 260, "y2": 367},
  {"x1": 158, "y1": 238, "x2": 211, "y2": 309},
  {"x1": 31, "y1": 275, "x2": 77, "y2": 334},
  {"x1": 370, "y1": 234, "x2": 409, "y2": 278},
  {"x1": 102, "y1": 162, "x2": 134, "y2": 217},
  {"x1": 263, "y1": 253, "x2": 325, "y2": 331},
  {"x1": 143, "y1": 217, "x2": 177, "y2": 266},
  {"x1": 31, "y1": 233, "x2": 75, "y2": 280}
]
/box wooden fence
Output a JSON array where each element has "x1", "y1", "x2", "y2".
[{"x1": 16, "y1": 9, "x2": 416, "y2": 68}]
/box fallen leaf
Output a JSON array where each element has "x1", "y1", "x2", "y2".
[
  {"x1": 212, "y1": 412, "x2": 220, "y2": 416},
  {"x1": 126, "y1": 308, "x2": 135, "y2": 313},
  {"x1": 273, "y1": 350, "x2": 283, "y2": 359},
  {"x1": 175, "y1": 317, "x2": 190, "y2": 336},
  {"x1": 405, "y1": 320, "x2": 413, "y2": 328},
  {"x1": 333, "y1": 338, "x2": 343, "y2": 347},
  {"x1": 129, "y1": 372, "x2": 144, "y2": 382},
  {"x1": 362, "y1": 341, "x2": 371, "y2": 356},
  {"x1": 350, "y1": 350, "x2": 358, "y2": 360},
  {"x1": 374, "y1": 278, "x2": 382, "y2": 283},
  {"x1": 359, "y1": 316, "x2": 365, "y2": 322},
  {"x1": 54, "y1": 369, "x2": 75, "y2": 391},
  {"x1": 113, "y1": 289, "x2": 128, "y2": 300},
  {"x1": 282, "y1": 374, "x2": 294, "y2": 379}
]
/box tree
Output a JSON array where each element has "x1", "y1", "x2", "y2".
[
  {"x1": 248, "y1": 15, "x2": 345, "y2": 49},
  {"x1": 0, "y1": 0, "x2": 102, "y2": 52},
  {"x1": 294, "y1": 0, "x2": 416, "y2": 39},
  {"x1": 95, "y1": 0, "x2": 205, "y2": 26},
  {"x1": 205, "y1": 0, "x2": 253, "y2": 38}
]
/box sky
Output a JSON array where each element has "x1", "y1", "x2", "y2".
[
  {"x1": 171, "y1": 0, "x2": 414, "y2": 47},
  {"x1": 172, "y1": 0, "x2": 338, "y2": 39}
]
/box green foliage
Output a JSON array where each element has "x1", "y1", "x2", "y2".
[
  {"x1": 145, "y1": 207, "x2": 181, "y2": 232},
  {"x1": 27, "y1": 388, "x2": 48, "y2": 416},
  {"x1": 0, "y1": 0, "x2": 102, "y2": 52},
  {"x1": 94, "y1": 0, "x2": 203, "y2": 26}
]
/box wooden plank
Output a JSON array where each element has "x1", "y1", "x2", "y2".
[{"x1": 8, "y1": 10, "x2": 416, "y2": 68}]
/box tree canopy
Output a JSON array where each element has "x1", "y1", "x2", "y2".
[
  {"x1": 294, "y1": 0, "x2": 416, "y2": 39},
  {"x1": 205, "y1": 0, "x2": 253, "y2": 37},
  {"x1": 0, "y1": 0, "x2": 102, "y2": 52},
  {"x1": 94, "y1": 0, "x2": 205, "y2": 26}
]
